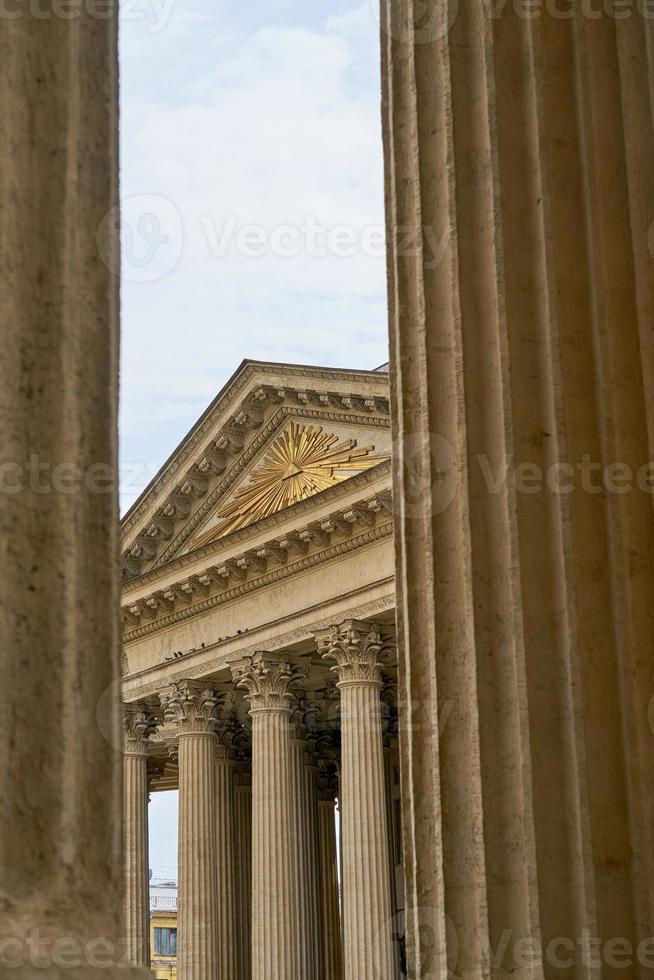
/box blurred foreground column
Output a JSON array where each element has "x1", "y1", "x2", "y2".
[
  {"x1": 382, "y1": 1, "x2": 654, "y2": 976},
  {"x1": 0, "y1": 5, "x2": 150, "y2": 978}
]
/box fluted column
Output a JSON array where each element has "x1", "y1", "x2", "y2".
[
  {"x1": 317, "y1": 766, "x2": 343, "y2": 980},
  {"x1": 160, "y1": 681, "x2": 219, "y2": 980},
  {"x1": 288, "y1": 710, "x2": 322, "y2": 980},
  {"x1": 124, "y1": 705, "x2": 155, "y2": 968},
  {"x1": 232, "y1": 653, "x2": 302, "y2": 980},
  {"x1": 0, "y1": 6, "x2": 151, "y2": 976},
  {"x1": 234, "y1": 770, "x2": 253, "y2": 980},
  {"x1": 215, "y1": 726, "x2": 237, "y2": 980},
  {"x1": 317, "y1": 622, "x2": 394, "y2": 980},
  {"x1": 383, "y1": 2, "x2": 654, "y2": 976}
]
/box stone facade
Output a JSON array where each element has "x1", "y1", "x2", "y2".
[{"x1": 120, "y1": 363, "x2": 402, "y2": 978}]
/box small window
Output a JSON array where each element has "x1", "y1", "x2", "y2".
[{"x1": 153, "y1": 927, "x2": 177, "y2": 956}]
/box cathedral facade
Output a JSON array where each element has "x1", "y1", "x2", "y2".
[{"x1": 120, "y1": 361, "x2": 402, "y2": 979}]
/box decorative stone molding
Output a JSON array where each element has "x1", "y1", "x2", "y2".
[
  {"x1": 124, "y1": 703, "x2": 156, "y2": 755},
  {"x1": 214, "y1": 720, "x2": 239, "y2": 762},
  {"x1": 317, "y1": 760, "x2": 339, "y2": 802},
  {"x1": 146, "y1": 756, "x2": 167, "y2": 790},
  {"x1": 316, "y1": 619, "x2": 387, "y2": 686},
  {"x1": 159, "y1": 679, "x2": 220, "y2": 735},
  {"x1": 156, "y1": 408, "x2": 389, "y2": 566},
  {"x1": 122, "y1": 399, "x2": 391, "y2": 577},
  {"x1": 231, "y1": 653, "x2": 306, "y2": 714},
  {"x1": 123, "y1": 459, "x2": 390, "y2": 593},
  {"x1": 124, "y1": 592, "x2": 396, "y2": 701},
  {"x1": 121, "y1": 365, "x2": 389, "y2": 537},
  {"x1": 123, "y1": 520, "x2": 393, "y2": 643}
]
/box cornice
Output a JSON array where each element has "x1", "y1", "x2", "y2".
[
  {"x1": 121, "y1": 362, "x2": 390, "y2": 544},
  {"x1": 123, "y1": 519, "x2": 393, "y2": 644},
  {"x1": 122, "y1": 458, "x2": 392, "y2": 595}
]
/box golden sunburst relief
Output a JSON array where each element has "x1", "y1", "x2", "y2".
[{"x1": 191, "y1": 422, "x2": 389, "y2": 547}]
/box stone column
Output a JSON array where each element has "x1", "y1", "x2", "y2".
[
  {"x1": 232, "y1": 653, "x2": 301, "y2": 980},
  {"x1": 0, "y1": 5, "x2": 151, "y2": 977},
  {"x1": 234, "y1": 770, "x2": 253, "y2": 980},
  {"x1": 382, "y1": 2, "x2": 654, "y2": 976},
  {"x1": 317, "y1": 622, "x2": 394, "y2": 980},
  {"x1": 288, "y1": 709, "x2": 322, "y2": 980},
  {"x1": 160, "y1": 681, "x2": 219, "y2": 980},
  {"x1": 214, "y1": 725, "x2": 237, "y2": 980},
  {"x1": 124, "y1": 705, "x2": 155, "y2": 968},
  {"x1": 317, "y1": 766, "x2": 343, "y2": 980}
]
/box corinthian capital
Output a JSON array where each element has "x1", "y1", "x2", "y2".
[
  {"x1": 231, "y1": 652, "x2": 305, "y2": 713},
  {"x1": 315, "y1": 620, "x2": 385, "y2": 685},
  {"x1": 159, "y1": 679, "x2": 219, "y2": 735},
  {"x1": 124, "y1": 702, "x2": 156, "y2": 754}
]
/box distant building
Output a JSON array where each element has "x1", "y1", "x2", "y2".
[{"x1": 150, "y1": 884, "x2": 177, "y2": 979}]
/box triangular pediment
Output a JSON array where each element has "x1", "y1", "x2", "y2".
[
  {"x1": 120, "y1": 360, "x2": 390, "y2": 580},
  {"x1": 182, "y1": 419, "x2": 390, "y2": 552}
]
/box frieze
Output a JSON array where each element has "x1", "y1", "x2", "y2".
[{"x1": 123, "y1": 592, "x2": 396, "y2": 701}]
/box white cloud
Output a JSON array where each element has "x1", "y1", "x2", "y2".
[{"x1": 119, "y1": 0, "x2": 388, "y2": 506}]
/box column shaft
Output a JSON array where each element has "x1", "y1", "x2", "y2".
[
  {"x1": 0, "y1": 6, "x2": 149, "y2": 975},
  {"x1": 304, "y1": 763, "x2": 323, "y2": 980},
  {"x1": 124, "y1": 751, "x2": 150, "y2": 967},
  {"x1": 339, "y1": 682, "x2": 394, "y2": 980},
  {"x1": 178, "y1": 733, "x2": 218, "y2": 980},
  {"x1": 215, "y1": 756, "x2": 237, "y2": 980},
  {"x1": 382, "y1": 2, "x2": 654, "y2": 975},
  {"x1": 289, "y1": 739, "x2": 321, "y2": 979},
  {"x1": 318, "y1": 799, "x2": 343, "y2": 980},
  {"x1": 232, "y1": 653, "x2": 303, "y2": 980},
  {"x1": 234, "y1": 780, "x2": 252, "y2": 980},
  {"x1": 251, "y1": 709, "x2": 297, "y2": 980}
]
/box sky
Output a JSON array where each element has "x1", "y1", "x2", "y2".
[
  {"x1": 119, "y1": 0, "x2": 387, "y2": 881},
  {"x1": 119, "y1": 0, "x2": 388, "y2": 517}
]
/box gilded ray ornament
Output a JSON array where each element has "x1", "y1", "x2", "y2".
[{"x1": 192, "y1": 422, "x2": 388, "y2": 547}]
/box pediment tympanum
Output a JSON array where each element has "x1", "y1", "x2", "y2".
[
  {"x1": 186, "y1": 421, "x2": 389, "y2": 549},
  {"x1": 120, "y1": 361, "x2": 391, "y2": 578}
]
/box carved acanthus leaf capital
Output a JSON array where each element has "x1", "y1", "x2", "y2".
[
  {"x1": 289, "y1": 698, "x2": 320, "y2": 742},
  {"x1": 159, "y1": 679, "x2": 219, "y2": 736},
  {"x1": 124, "y1": 703, "x2": 156, "y2": 754},
  {"x1": 231, "y1": 653, "x2": 306, "y2": 713},
  {"x1": 317, "y1": 759, "x2": 339, "y2": 801},
  {"x1": 214, "y1": 720, "x2": 239, "y2": 762},
  {"x1": 315, "y1": 620, "x2": 386, "y2": 685}
]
